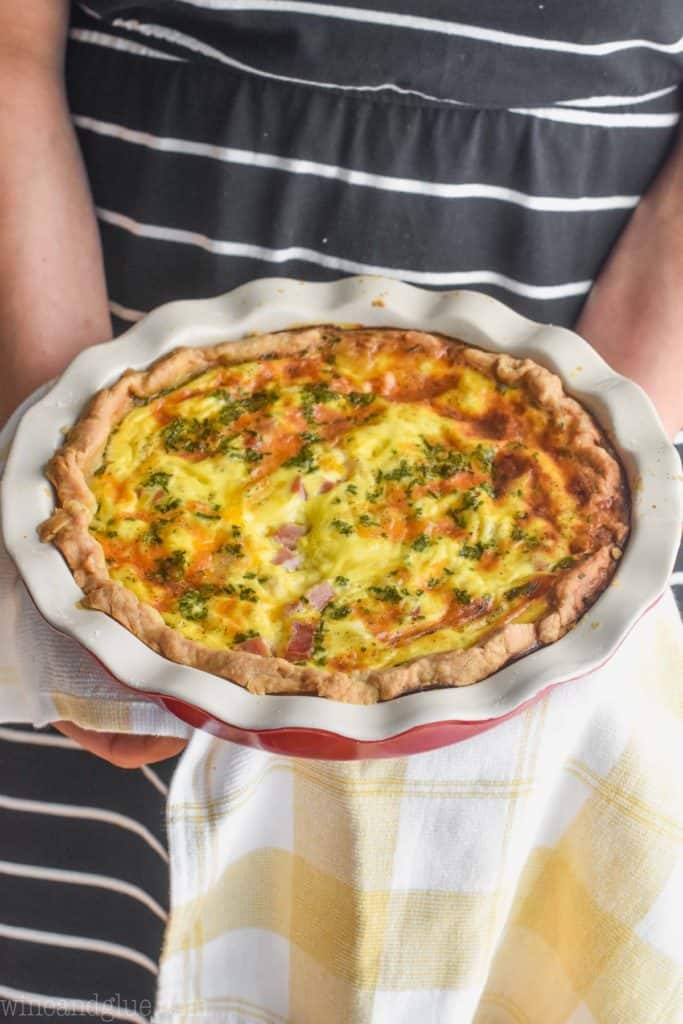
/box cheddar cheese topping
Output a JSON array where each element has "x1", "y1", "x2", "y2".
[{"x1": 86, "y1": 329, "x2": 619, "y2": 673}]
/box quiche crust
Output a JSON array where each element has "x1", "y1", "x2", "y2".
[{"x1": 39, "y1": 327, "x2": 629, "y2": 704}]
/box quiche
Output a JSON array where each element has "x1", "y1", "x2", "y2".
[{"x1": 39, "y1": 327, "x2": 629, "y2": 704}]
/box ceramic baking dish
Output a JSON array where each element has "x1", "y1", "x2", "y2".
[{"x1": 2, "y1": 276, "x2": 680, "y2": 758}]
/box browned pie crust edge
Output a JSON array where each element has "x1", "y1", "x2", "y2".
[{"x1": 39, "y1": 327, "x2": 629, "y2": 704}]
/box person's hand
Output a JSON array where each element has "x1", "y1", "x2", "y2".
[{"x1": 53, "y1": 720, "x2": 188, "y2": 768}]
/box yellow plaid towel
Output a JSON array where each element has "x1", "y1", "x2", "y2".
[{"x1": 155, "y1": 588, "x2": 683, "y2": 1024}]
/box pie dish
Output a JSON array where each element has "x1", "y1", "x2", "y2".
[
  {"x1": 38, "y1": 325, "x2": 629, "y2": 704},
  {"x1": 1, "y1": 277, "x2": 680, "y2": 757}
]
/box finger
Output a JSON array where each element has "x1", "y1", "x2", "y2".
[{"x1": 53, "y1": 721, "x2": 188, "y2": 768}]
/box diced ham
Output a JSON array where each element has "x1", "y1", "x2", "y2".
[
  {"x1": 273, "y1": 549, "x2": 302, "y2": 570},
  {"x1": 274, "y1": 523, "x2": 307, "y2": 548},
  {"x1": 291, "y1": 476, "x2": 308, "y2": 499},
  {"x1": 284, "y1": 620, "x2": 316, "y2": 662},
  {"x1": 319, "y1": 479, "x2": 336, "y2": 494},
  {"x1": 306, "y1": 581, "x2": 335, "y2": 611},
  {"x1": 236, "y1": 636, "x2": 271, "y2": 657}
]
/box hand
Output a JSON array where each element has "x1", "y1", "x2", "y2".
[{"x1": 53, "y1": 720, "x2": 188, "y2": 768}]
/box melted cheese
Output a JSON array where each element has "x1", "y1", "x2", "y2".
[{"x1": 89, "y1": 330, "x2": 593, "y2": 671}]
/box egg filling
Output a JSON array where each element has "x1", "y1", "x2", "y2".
[{"x1": 89, "y1": 331, "x2": 602, "y2": 671}]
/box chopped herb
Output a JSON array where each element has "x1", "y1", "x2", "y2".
[
  {"x1": 162, "y1": 417, "x2": 214, "y2": 454},
  {"x1": 93, "y1": 464, "x2": 106, "y2": 477},
  {"x1": 460, "y1": 489, "x2": 482, "y2": 511},
  {"x1": 472, "y1": 444, "x2": 495, "y2": 471},
  {"x1": 359, "y1": 513, "x2": 379, "y2": 527},
  {"x1": 513, "y1": 526, "x2": 542, "y2": 550},
  {"x1": 231, "y1": 525, "x2": 241, "y2": 537},
  {"x1": 223, "y1": 582, "x2": 257, "y2": 602},
  {"x1": 552, "y1": 556, "x2": 576, "y2": 571},
  {"x1": 216, "y1": 389, "x2": 277, "y2": 424},
  {"x1": 427, "y1": 577, "x2": 441, "y2": 589},
  {"x1": 308, "y1": 381, "x2": 337, "y2": 402},
  {"x1": 331, "y1": 519, "x2": 353, "y2": 536},
  {"x1": 368, "y1": 585, "x2": 402, "y2": 604},
  {"x1": 335, "y1": 575, "x2": 349, "y2": 587},
  {"x1": 157, "y1": 497, "x2": 181, "y2": 514},
  {"x1": 447, "y1": 509, "x2": 466, "y2": 529},
  {"x1": 195, "y1": 512, "x2": 221, "y2": 520},
  {"x1": 151, "y1": 549, "x2": 187, "y2": 582},
  {"x1": 411, "y1": 534, "x2": 433, "y2": 552},
  {"x1": 459, "y1": 541, "x2": 492, "y2": 560},
  {"x1": 300, "y1": 381, "x2": 338, "y2": 423},
  {"x1": 328, "y1": 603, "x2": 351, "y2": 620},
  {"x1": 420, "y1": 438, "x2": 471, "y2": 480},
  {"x1": 143, "y1": 521, "x2": 165, "y2": 545},
  {"x1": 220, "y1": 536, "x2": 244, "y2": 552},
  {"x1": 233, "y1": 629, "x2": 258, "y2": 644},
  {"x1": 284, "y1": 445, "x2": 318, "y2": 474},
  {"x1": 243, "y1": 571, "x2": 257, "y2": 579},
  {"x1": 347, "y1": 392, "x2": 375, "y2": 407},
  {"x1": 480, "y1": 482, "x2": 495, "y2": 498},
  {"x1": 220, "y1": 438, "x2": 265, "y2": 464},
  {"x1": 505, "y1": 581, "x2": 538, "y2": 601},
  {"x1": 346, "y1": 484, "x2": 358, "y2": 495},
  {"x1": 178, "y1": 589, "x2": 208, "y2": 621},
  {"x1": 379, "y1": 459, "x2": 412, "y2": 483},
  {"x1": 143, "y1": 471, "x2": 170, "y2": 490},
  {"x1": 453, "y1": 587, "x2": 471, "y2": 604}
]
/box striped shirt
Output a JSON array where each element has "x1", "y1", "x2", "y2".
[{"x1": 67, "y1": 0, "x2": 683, "y2": 328}]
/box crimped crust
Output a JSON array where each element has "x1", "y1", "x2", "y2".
[{"x1": 39, "y1": 327, "x2": 629, "y2": 703}]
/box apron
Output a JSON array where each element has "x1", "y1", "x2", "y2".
[{"x1": 66, "y1": 0, "x2": 683, "y2": 329}]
